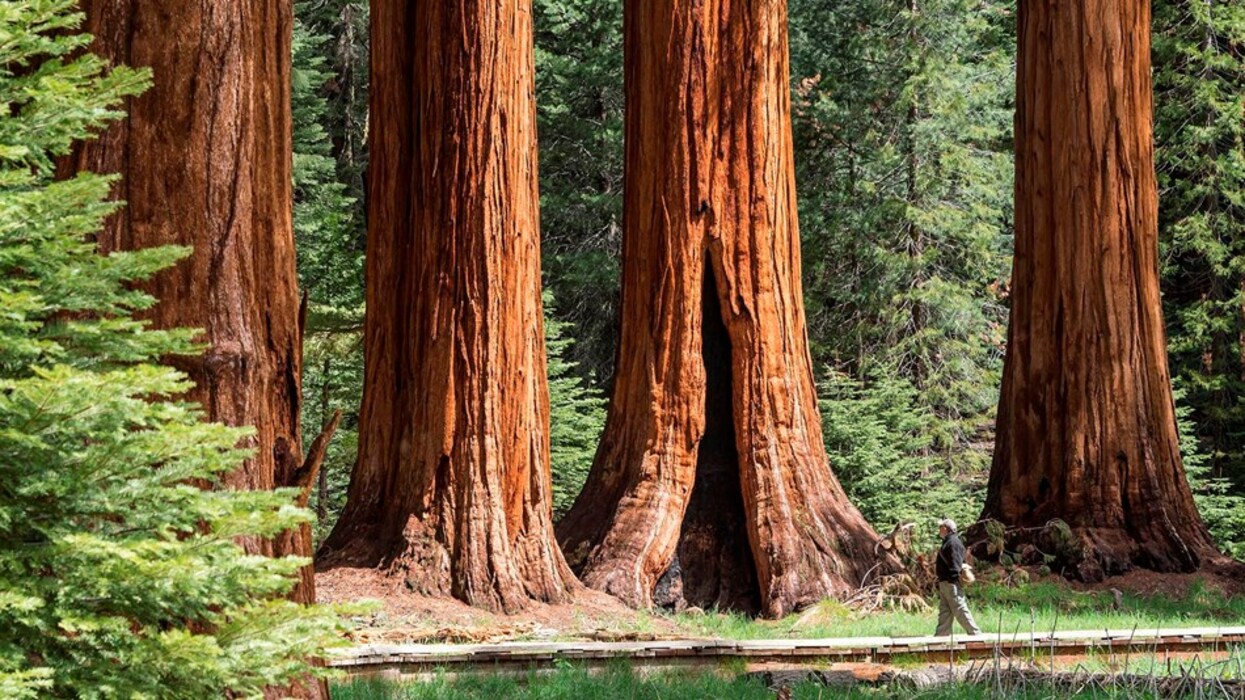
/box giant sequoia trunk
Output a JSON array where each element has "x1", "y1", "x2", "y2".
[
  {"x1": 317, "y1": 0, "x2": 576, "y2": 613},
  {"x1": 556, "y1": 0, "x2": 893, "y2": 619},
  {"x1": 983, "y1": 0, "x2": 1219, "y2": 578},
  {"x1": 63, "y1": 2, "x2": 327, "y2": 695},
  {"x1": 63, "y1": 1, "x2": 327, "y2": 603}
]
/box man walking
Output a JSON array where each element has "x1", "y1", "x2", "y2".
[{"x1": 935, "y1": 518, "x2": 981, "y2": 636}]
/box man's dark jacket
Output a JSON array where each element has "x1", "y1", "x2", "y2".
[{"x1": 936, "y1": 533, "x2": 966, "y2": 584}]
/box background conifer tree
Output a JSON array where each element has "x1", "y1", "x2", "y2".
[{"x1": 544, "y1": 295, "x2": 607, "y2": 518}]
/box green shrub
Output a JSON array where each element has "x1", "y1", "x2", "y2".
[
  {"x1": 819, "y1": 368, "x2": 981, "y2": 549},
  {"x1": 546, "y1": 295, "x2": 606, "y2": 518},
  {"x1": 1176, "y1": 390, "x2": 1245, "y2": 559}
]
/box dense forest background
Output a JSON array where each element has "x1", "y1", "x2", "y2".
[{"x1": 290, "y1": 0, "x2": 1245, "y2": 556}]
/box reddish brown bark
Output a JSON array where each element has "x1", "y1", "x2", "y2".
[
  {"x1": 63, "y1": 0, "x2": 319, "y2": 597},
  {"x1": 62, "y1": 2, "x2": 323, "y2": 694},
  {"x1": 983, "y1": 0, "x2": 1218, "y2": 578},
  {"x1": 317, "y1": 0, "x2": 576, "y2": 613},
  {"x1": 556, "y1": 0, "x2": 894, "y2": 619}
]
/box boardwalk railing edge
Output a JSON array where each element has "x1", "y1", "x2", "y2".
[{"x1": 328, "y1": 626, "x2": 1245, "y2": 669}]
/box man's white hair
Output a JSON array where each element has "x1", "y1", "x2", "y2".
[{"x1": 938, "y1": 518, "x2": 957, "y2": 533}]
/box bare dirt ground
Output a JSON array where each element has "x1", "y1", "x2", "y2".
[
  {"x1": 1063, "y1": 559, "x2": 1245, "y2": 599},
  {"x1": 316, "y1": 565, "x2": 682, "y2": 644}
]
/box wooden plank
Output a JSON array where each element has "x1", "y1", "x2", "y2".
[{"x1": 327, "y1": 626, "x2": 1245, "y2": 670}]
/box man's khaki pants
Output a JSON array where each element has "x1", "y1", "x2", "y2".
[{"x1": 936, "y1": 581, "x2": 981, "y2": 636}]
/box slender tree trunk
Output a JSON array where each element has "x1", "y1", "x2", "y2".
[
  {"x1": 557, "y1": 0, "x2": 894, "y2": 619},
  {"x1": 983, "y1": 0, "x2": 1218, "y2": 579},
  {"x1": 904, "y1": 0, "x2": 927, "y2": 388},
  {"x1": 317, "y1": 356, "x2": 331, "y2": 525},
  {"x1": 318, "y1": 0, "x2": 576, "y2": 613}
]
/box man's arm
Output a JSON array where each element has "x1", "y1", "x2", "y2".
[{"x1": 948, "y1": 538, "x2": 965, "y2": 579}]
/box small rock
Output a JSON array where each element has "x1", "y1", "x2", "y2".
[{"x1": 1076, "y1": 558, "x2": 1105, "y2": 584}]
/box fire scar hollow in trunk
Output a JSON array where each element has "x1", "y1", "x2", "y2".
[
  {"x1": 659, "y1": 267, "x2": 762, "y2": 615},
  {"x1": 556, "y1": 0, "x2": 895, "y2": 620}
]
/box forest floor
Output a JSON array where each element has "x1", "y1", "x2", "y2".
[
  {"x1": 317, "y1": 562, "x2": 1245, "y2": 645},
  {"x1": 316, "y1": 565, "x2": 680, "y2": 644}
]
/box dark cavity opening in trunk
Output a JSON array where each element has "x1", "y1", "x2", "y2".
[{"x1": 654, "y1": 262, "x2": 761, "y2": 614}]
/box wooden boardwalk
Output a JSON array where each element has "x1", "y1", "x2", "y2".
[{"x1": 330, "y1": 626, "x2": 1245, "y2": 675}]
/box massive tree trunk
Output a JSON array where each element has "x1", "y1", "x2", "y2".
[
  {"x1": 556, "y1": 0, "x2": 893, "y2": 620},
  {"x1": 64, "y1": 0, "x2": 324, "y2": 599},
  {"x1": 982, "y1": 0, "x2": 1219, "y2": 579},
  {"x1": 317, "y1": 0, "x2": 576, "y2": 613},
  {"x1": 63, "y1": 1, "x2": 327, "y2": 695}
]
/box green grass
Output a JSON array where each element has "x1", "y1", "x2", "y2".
[
  {"x1": 1068, "y1": 644, "x2": 1245, "y2": 679},
  {"x1": 331, "y1": 578, "x2": 1244, "y2": 699},
  {"x1": 330, "y1": 665, "x2": 1170, "y2": 699},
  {"x1": 666, "y1": 579, "x2": 1245, "y2": 640}
]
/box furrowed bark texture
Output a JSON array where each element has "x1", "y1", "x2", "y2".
[
  {"x1": 64, "y1": 0, "x2": 317, "y2": 602},
  {"x1": 557, "y1": 0, "x2": 892, "y2": 619},
  {"x1": 984, "y1": 0, "x2": 1218, "y2": 577},
  {"x1": 318, "y1": 0, "x2": 576, "y2": 613},
  {"x1": 63, "y1": 2, "x2": 322, "y2": 695}
]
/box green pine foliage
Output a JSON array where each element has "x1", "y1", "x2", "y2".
[
  {"x1": 1176, "y1": 392, "x2": 1245, "y2": 559},
  {"x1": 294, "y1": 0, "x2": 369, "y2": 222},
  {"x1": 0, "y1": 3, "x2": 347, "y2": 696},
  {"x1": 819, "y1": 370, "x2": 981, "y2": 550},
  {"x1": 293, "y1": 6, "x2": 363, "y2": 310},
  {"x1": 791, "y1": 0, "x2": 1015, "y2": 482},
  {"x1": 1154, "y1": 0, "x2": 1245, "y2": 506},
  {"x1": 302, "y1": 316, "x2": 364, "y2": 545},
  {"x1": 545, "y1": 297, "x2": 607, "y2": 518},
  {"x1": 292, "y1": 1, "x2": 367, "y2": 544},
  {"x1": 533, "y1": 0, "x2": 625, "y2": 386}
]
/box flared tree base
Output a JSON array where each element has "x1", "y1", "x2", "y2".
[
  {"x1": 968, "y1": 517, "x2": 1221, "y2": 583},
  {"x1": 321, "y1": 512, "x2": 575, "y2": 614}
]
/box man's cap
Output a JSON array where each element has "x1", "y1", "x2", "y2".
[{"x1": 938, "y1": 518, "x2": 957, "y2": 533}]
